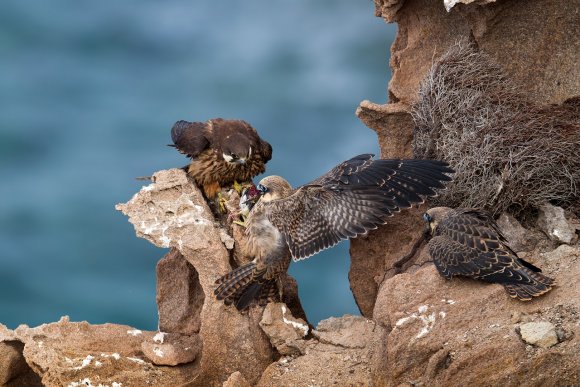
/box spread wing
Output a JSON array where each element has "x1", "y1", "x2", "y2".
[
  {"x1": 169, "y1": 118, "x2": 272, "y2": 162},
  {"x1": 265, "y1": 154, "x2": 454, "y2": 261},
  {"x1": 170, "y1": 120, "x2": 209, "y2": 158},
  {"x1": 310, "y1": 154, "x2": 453, "y2": 206},
  {"x1": 428, "y1": 208, "x2": 542, "y2": 282}
]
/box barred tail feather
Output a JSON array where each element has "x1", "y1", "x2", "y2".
[
  {"x1": 528, "y1": 268, "x2": 556, "y2": 287},
  {"x1": 256, "y1": 279, "x2": 279, "y2": 306},
  {"x1": 214, "y1": 262, "x2": 277, "y2": 310},
  {"x1": 503, "y1": 268, "x2": 554, "y2": 301}
]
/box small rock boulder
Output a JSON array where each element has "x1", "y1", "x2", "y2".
[
  {"x1": 259, "y1": 303, "x2": 310, "y2": 356},
  {"x1": 156, "y1": 249, "x2": 204, "y2": 336},
  {"x1": 141, "y1": 332, "x2": 201, "y2": 366},
  {"x1": 518, "y1": 322, "x2": 559, "y2": 348},
  {"x1": 312, "y1": 315, "x2": 375, "y2": 349},
  {"x1": 537, "y1": 203, "x2": 578, "y2": 244},
  {"x1": 497, "y1": 212, "x2": 538, "y2": 252},
  {"x1": 223, "y1": 371, "x2": 251, "y2": 387}
]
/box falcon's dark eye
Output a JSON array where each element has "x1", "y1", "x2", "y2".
[
  {"x1": 423, "y1": 213, "x2": 432, "y2": 222},
  {"x1": 230, "y1": 153, "x2": 238, "y2": 160},
  {"x1": 257, "y1": 184, "x2": 268, "y2": 193}
]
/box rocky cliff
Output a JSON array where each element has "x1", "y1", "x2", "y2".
[
  {"x1": 1, "y1": 1, "x2": 579, "y2": 386},
  {"x1": 2, "y1": 168, "x2": 578, "y2": 386},
  {"x1": 351, "y1": 0, "x2": 580, "y2": 319}
]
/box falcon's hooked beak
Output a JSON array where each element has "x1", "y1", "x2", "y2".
[
  {"x1": 222, "y1": 153, "x2": 247, "y2": 165},
  {"x1": 255, "y1": 183, "x2": 274, "y2": 202},
  {"x1": 256, "y1": 184, "x2": 268, "y2": 195},
  {"x1": 422, "y1": 212, "x2": 436, "y2": 235}
]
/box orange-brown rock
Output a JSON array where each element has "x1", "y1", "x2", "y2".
[
  {"x1": 1, "y1": 317, "x2": 198, "y2": 386},
  {"x1": 223, "y1": 371, "x2": 251, "y2": 387},
  {"x1": 351, "y1": 0, "x2": 580, "y2": 319},
  {"x1": 371, "y1": 243, "x2": 580, "y2": 386},
  {"x1": 156, "y1": 248, "x2": 204, "y2": 335},
  {"x1": 258, "y1": 315, "x2": 385, "y2": 386},
  {"x1": 349, "y1": 208, "x2": 428, "y2": 316},
  {"x1": 373, "y1": 0, "x2": 579, "y2": 107},
  {"x1": 497, "y1": 212, "x2": 541, "y2": 253},
  {"x1": 0, "y1": 334, "x2": 41, "y2": 386},
  {"x1": 259, "y1": 303, "x2": 311, "y2": 356},
  {"x1": 117, "y1": 169, "x2": 276, "y2": 385},
  {"x1": 141, "y1": 331, "x2": 202, "y2": 366}
]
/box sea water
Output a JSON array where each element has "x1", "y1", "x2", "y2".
[{"x1": 0, "y1": 0, "x2": 394, "y2": 328}]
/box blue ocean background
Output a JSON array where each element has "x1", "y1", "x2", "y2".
[{"x1": 0, "y1": 1, "x2": 395, "y2": 329}]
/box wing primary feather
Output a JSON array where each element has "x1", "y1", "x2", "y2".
[
  {"x1": 428, "y1": 208, "x2": 554, "y2": 301},
  {"x1": 268, "y1": 156, "x2": 455, "y2": 262}
]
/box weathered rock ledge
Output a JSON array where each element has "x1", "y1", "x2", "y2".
[{"x1": 2, "y1": 168, "x2": 579, "y2": 386}]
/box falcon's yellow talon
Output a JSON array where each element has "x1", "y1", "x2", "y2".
[
  {"x1": 233, "y1": 180, "x2": 244, "y2": 195},
  {"x1": 217, "y1": 192, "x2": 227, "y2": 213},
  {"x1": 233, "y1": 220, "x2": 247, "y2": 227},
  {"x1": 232, "y1": 213, "x2": 248, "y2": 227}
]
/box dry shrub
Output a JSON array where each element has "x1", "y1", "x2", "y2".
[{"x1": 413, "y1": 42, "x2": 580, "y2": 217}]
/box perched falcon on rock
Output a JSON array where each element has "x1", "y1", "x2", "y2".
[
  {"x1": 214, "y1": 154, "x2": 454, "y2": 310},
  {"x1": 424, "y1": 207, "x2": 554, "y2": 300},
  {"x1": 170, "y1": 118, "x2": 272, "y2": 199}
]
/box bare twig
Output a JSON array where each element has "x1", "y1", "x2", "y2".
[{"x1": 412, "y1": 42, "x2": 580, "y2": 217}]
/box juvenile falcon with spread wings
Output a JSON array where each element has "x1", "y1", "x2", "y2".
[
  {"x1": 424, "y1": 207, "x2": 554, "y2": 300},
  {"x1": 170, "y1": 118, "x2": 272, "y2": 199},
  {"x1": 214, "y1": 154, "x2": 454, "y2": 310}
]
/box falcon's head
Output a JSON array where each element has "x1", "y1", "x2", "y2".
[
  {"x1": 221, "y1": 132, "x2": 254, "y2": 165},
  {"x1": 423, "y1": 206, "x2": 452, "y2": 235},
  {"x1": 256, "y1": 176, "x2": 293, "y2": 203}
]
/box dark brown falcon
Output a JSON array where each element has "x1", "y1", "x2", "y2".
[
  {"x1": 170, "y1": 118, "x2": 272, "y2": 199},
  {"x1": 424, "y1": 207, "x2": 554, "y2": 300},
  {"x1": 214, "y1": 154, "x2": 454, "y2": 310}
]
